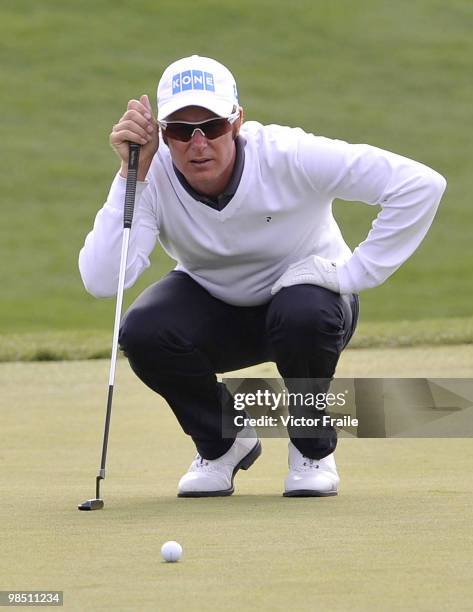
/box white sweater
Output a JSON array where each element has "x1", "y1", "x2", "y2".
[{"x1": 79, "y1": 121, "x2": 446, "y2": 304}]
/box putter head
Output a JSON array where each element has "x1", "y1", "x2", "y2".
[{"x1": 78, "y1": 498, "x2": 104, "y2": 511}]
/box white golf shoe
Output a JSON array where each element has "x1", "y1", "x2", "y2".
[
  {"x1": 283, "y1": 441, "x2": 339, "y2": 497},
  {"x1": 178, "y1": 427, "x2": 262, "y2": 497}
]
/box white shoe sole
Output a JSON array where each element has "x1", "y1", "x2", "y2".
[{"x1": 178, "y1": 440, "x2": 262, "y2": 498}]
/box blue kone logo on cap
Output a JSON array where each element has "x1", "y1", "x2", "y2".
[{"x1": 172, "y1": 70, "x2": 215, "y2": 95}]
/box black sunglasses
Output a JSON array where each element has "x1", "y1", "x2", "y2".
[{"x1": 158, "y1": 110, "x2": 239, "y2": 142}]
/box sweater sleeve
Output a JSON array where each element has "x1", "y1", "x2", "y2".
[
  {"x1": 296, "y1": 134, "x2": 447, "y2": 293},
  {"x1": 78, "y1": 173, "x2": 159, "y2": 298}
]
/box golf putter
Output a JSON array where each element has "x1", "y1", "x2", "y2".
[{"x1": 78, "y1": 142, "x2": 141, "y2": 511}]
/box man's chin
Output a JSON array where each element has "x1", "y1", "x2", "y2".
[{"x1": 186, "y1": 163, "x2": 217, "y2": 184}]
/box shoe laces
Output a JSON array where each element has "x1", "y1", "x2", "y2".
[
  {"x1": 190, "y1": 454, "x2": 212, "y2": 472},
  {"x1": 299, "y1": 456, "x2": 320, "y2": 472}
]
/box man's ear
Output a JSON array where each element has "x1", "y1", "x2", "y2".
[
  {"x1": 233, "y1": 106, "x2": 244, "y2": 140},
  {"x1": 162, "y1": 132, "x2": 168, "y2": 146}
]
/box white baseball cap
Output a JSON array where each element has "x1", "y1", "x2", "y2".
[{"x1": 157, "y1": 55, "x2": 239, "y2": 121}]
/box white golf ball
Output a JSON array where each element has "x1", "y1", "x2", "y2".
[{"x1": 161, "y1": 540, "x2": 183, "y2": 563}]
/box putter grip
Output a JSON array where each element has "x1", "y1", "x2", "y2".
[{"x1": 124, "y1": 142, "x2": 141, "y2": 229}]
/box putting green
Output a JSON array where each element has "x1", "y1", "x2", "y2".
[{"x1": 1, "y1": 347, "x2": 472, "y2": 611}]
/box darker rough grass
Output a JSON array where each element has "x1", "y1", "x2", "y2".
[
  {"x1": 1, "y1": 317, "x2": 472, "y2": 362},
  {"x1": 0, "y1": 0, "x2": 472, "y2": 333}
]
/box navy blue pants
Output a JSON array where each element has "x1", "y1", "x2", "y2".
[{"x1": 119, "y1": 271, "x2": 359, "y2": 460}]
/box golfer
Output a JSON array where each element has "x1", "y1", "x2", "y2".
[{"x1": 79, "y1": 55, "x2": 446, "y2": 497}]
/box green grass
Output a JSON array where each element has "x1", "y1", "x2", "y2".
[
  {"x1": 0, "y1": 316, "x2": 472, "y2": 362},
  {"x1": 1, "y1": 358, "x2": 472, "y2": 611},
  {"x1": 0, "y1": 0, "x2": 472, "y2": 334}
]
